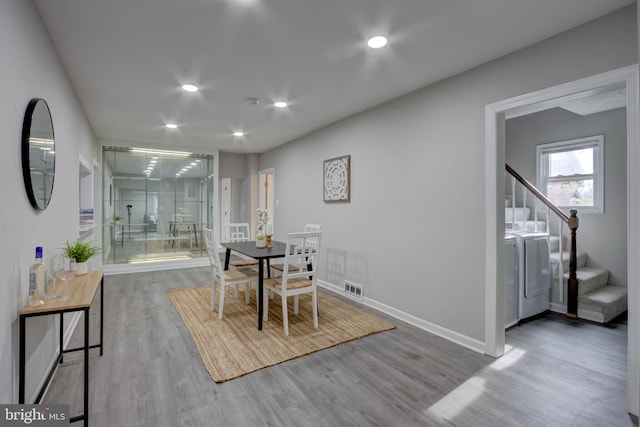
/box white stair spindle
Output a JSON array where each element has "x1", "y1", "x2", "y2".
[
  {"x1": 559, "y1": 218, "x2": 564, "y2": 304},
  {"x1": 546, "y1": 206, "x2": 550, "y2": 234},
  {"x1": 521, "y1": 185, "x2": 527, "y2": 231},
  {"x1": 511, "y1": 176, "x2": 516, "y2": 230}
]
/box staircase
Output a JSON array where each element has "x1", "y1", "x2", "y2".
[
  {"x1": 547, "y1": 235, "x2": 627, "y2": 323},
  {"x1": 505, "y1": 165, "x2": 627, "y2": 323}
]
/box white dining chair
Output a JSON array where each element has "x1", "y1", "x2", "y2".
[
  {"x1": 225, "y1": 223, "x2": 260, "y2": 267},
  {"x1": 262, "y1": 230, "x2": 322, "y2": 335},
  {"x1": 270, "y1": 223, "x2": 321, "y2": 276},
  {"x1": 203, "y1": 228, "x2": 258, "y2": 319}
]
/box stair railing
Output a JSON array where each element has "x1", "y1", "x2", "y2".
[{"x1": 505, "y1": 164, "x2": 580, "y2": 317}]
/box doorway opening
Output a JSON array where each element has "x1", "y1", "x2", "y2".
[{"x1": 485, "y1": 65, "x2": 639, "y2": 414}]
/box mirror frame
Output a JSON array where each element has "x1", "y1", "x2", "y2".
[{"x1": 22, "y1": 98, "x2": 56, "y2": 210}]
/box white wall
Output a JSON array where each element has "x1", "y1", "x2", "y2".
[
  {"x1": 260, "y1": 5, "x2": 637, "y2": 349},
  {"x1": 0, "y1": 0, "x2": 98, "y2": 403},
  {"x1": 506, "y1": 107, "x2": 628, "y2": 287}
]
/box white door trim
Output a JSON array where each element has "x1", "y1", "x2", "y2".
[
  {"x1": 258, "y1": 167, "x2": 275, "y2": 232},
  {"x1": 221, "y1": 178, "x2": 231, "y2": 241},
  {"x1": 484, "y1": 64, "x2": 640, "y2": 415}
]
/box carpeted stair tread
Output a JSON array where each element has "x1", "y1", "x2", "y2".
[
  {"x1": 563, "y1": 267, "x2": 609, "y2": 296},
  {"x1": 578, "y1": 285, "x2": 628, "y2": 323},
  {"x1": 505, "y1": 220, "x2": 548, "y2": 232},
  {"x1": 549, "y1": 251, "x2": 587, "y2": 278}
]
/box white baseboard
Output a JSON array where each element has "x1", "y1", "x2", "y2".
[
  {"x1": 317, "y1": 280, "x2": 486, "y2": 354},
  {"x1": 549, "y1": 302, "x2": 604, "y2": 323},
  {"x1": 103, "y1": 257, "x2": 209, "y2": 275}
]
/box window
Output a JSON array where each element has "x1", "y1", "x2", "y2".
[{"x1": 536, "y1": 135, "x2": 604, "y2": 213}]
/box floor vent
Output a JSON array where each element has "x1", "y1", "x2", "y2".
[{"x1": 344, "y1": 280, "x2": 364, "y2": 301}]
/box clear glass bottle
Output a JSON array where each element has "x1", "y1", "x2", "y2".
[{"x1": 28, "y1": 246, "x2": 47, "y2": 306}]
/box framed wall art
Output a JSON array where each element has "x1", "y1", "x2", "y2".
[{"x1": 323, "y1": 155, "x2": 350, "y2": 203}]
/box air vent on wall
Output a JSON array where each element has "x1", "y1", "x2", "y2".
[{"x1": 344, "y1": 280, "x2": 363, "y2": 301}]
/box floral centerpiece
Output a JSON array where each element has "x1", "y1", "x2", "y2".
[{"x1": 256, "y1": 208, "x2": 269, "y2": 248}]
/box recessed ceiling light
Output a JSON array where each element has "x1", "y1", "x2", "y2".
[
  {"x1": 367, "y1": 35, "x2": 388, "y2": 49},
  {"x1": 274, "y1": 101, "x2": 288, "y2": 108},
  {"x1": 165, "y1": 123, "x2": 178, "y2": 129},
  {"x1": 182, "y1": 84, "x2": 199, "y2": 93},
  {"x1": 233, "y1": 131, "x2": 245, "y2": 137}
]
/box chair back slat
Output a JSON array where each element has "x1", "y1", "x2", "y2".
[
  {"x1": 227, "y1": 223, "x2": 252, "y2": 243},
  {"x1": 303, "y1": 224, "x2": 321, "y2": 251},
  {"x1": 203, "y1": 228, "x2": 224, "y2": 284},
  {"x1": 282, "y1": 231, "x2": 322, "y2": 285}
]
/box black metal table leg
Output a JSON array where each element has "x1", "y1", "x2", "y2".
[
  {"x1": 83, "y1": 308, "x2": 89, "y2": 426},
  {"x1": 19, "y1": 315, "x2": 25, "y2": 404},
  {"x1": 258, "y1": 261, "x2": 264, "y2": 330}
]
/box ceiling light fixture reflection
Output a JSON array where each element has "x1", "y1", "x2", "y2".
[
  {"x1": 274, "y1": 101, "x2": 288, "y2": 108},
  {"x1": 165, "y1": 123, "x2": 178, "y2": 129},
  {"x1": 233, "y1": 131, "x2": 245, "y2": 137},
  {"x1": 367, "y1": 35, "x2": 388, "y2": 49},
  {"x1": 182, "y1": 84, "x2": 199, "y2": 92}
]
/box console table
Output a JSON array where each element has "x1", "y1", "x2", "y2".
[{"x1": 19, "y1": 270, "x2": 104, "y2": 426}]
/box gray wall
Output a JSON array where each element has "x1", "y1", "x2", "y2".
[
  {"x1": 506, "y1": 107, "x2": 628, "y2": 286},
  {"x1": 260, "y1": 5, "x2": 637, "y2": 346},
  {"x1": 0, "y1": 0, "x2": 98, "y2": 403}
]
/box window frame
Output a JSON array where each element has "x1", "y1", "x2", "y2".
[{"x1": 536, "y1": 135, "x2": 604, "y2": 214}]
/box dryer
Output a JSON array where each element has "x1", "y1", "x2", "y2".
[{"x1": 511, "y1": 231, "x2": 551, "y2": 319}]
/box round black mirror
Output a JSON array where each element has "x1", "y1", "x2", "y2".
[{"x1": 22, "y1": 98, "x2": 55, "y2": 210}]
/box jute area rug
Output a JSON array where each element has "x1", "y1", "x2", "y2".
[{"x1": 167, "y1": 285, "x2": 395, "y2": 383}]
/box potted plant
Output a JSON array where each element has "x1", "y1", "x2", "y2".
[
  {"x1": 256, "y1": 233, "x2": 266, "y2": 248},
  {"x1": 113, "y1": 214, "x2": 122, "y2": 224},
  {"x1": 63, "y1": 240, "x2": 101, "y2": 275}
]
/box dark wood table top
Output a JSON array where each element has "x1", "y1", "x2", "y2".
[{"x1": 220, "y1": 240, "x2": 287, "y2": 259}]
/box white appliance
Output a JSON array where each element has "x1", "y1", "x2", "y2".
[
  {"x1": 511, "y1": 231, "x2": 551, "y2": 320},
  {"x1": 504, "y1": 234, "x2": 518, "y2": 328}
]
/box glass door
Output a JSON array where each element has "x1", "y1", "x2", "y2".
[{"x1": 102, "y1": 146, "x2": 214, "y2": 265}]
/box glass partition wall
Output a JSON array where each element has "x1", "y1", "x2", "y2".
[{"x1": 102, "y1": 146, "x2": 214, "y2": 265}]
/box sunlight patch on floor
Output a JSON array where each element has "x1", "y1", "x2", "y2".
[
  {"x1": 424, "y1": 376, "x2": 486, "y2": 422},
  {"x1": 488, "y1": 344, "x2": 526, "y2": 371},
  {"x1": 128, "y1": 252, "x2": 192, "y2": 263}
]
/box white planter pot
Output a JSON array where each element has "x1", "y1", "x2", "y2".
[
  {"x1": 256, "y1": 239, "x2": 266, "y2": 248},
  {"x1": 76, "y1": 261, "x2": 89, "y2": 275}
]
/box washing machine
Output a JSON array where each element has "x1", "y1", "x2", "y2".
[
  {"x1": 504, "y1": 234, "x2": 518, "y2": 328},
  {"x1": 511, "y1": 231, "x2": 551, "y2": 319}
]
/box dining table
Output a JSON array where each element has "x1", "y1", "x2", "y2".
[{"x1": 220, "y1": 240, "x2": 288, "y2": 330}]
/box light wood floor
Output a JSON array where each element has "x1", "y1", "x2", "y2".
[{"x1": 43, "y1": 267, "x2": 636, "y2": 426}]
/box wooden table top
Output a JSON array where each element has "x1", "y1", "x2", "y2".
[
  {"x1": 220, "y1": 240, "x2": 287, "y2": 260},
  {"x1": 19, "y1": 270, "x2": 104, "y2": 315}
]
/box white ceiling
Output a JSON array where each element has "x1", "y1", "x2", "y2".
[{"x1": 34, "y1": 0, "x2": 635, "y2": 154}]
